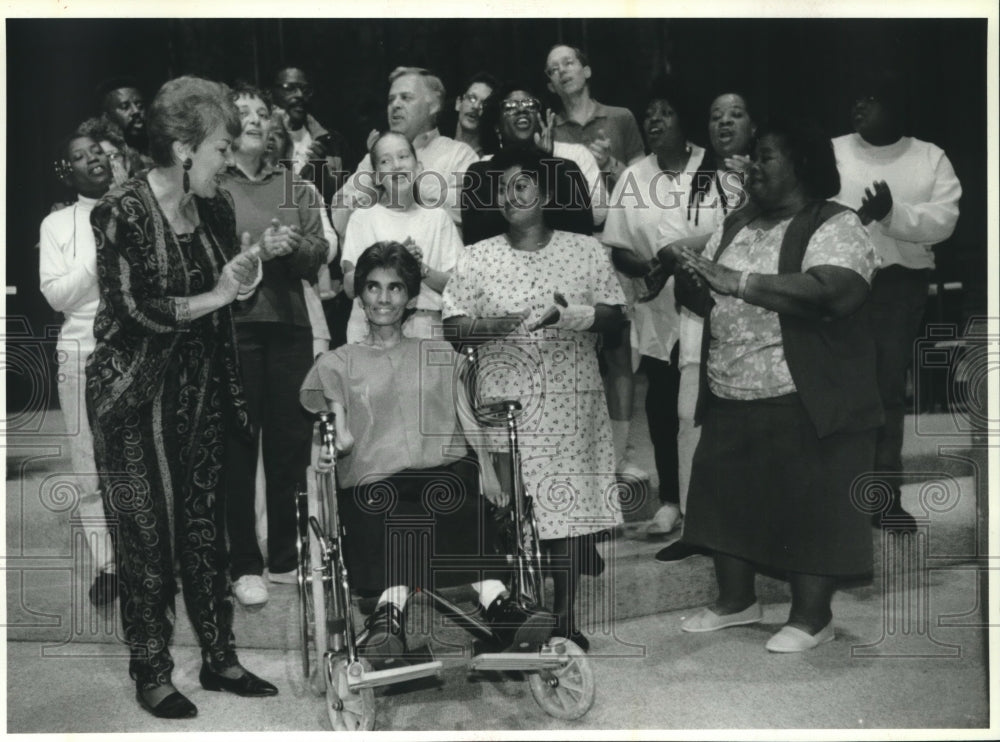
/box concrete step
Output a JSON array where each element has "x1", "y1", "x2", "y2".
[
  {"x1": 6, "y1": 470, "x2": 983, "y2": 651},
  {"x1": 5, "y1": 400, "x2": 986, "y2": 652}
]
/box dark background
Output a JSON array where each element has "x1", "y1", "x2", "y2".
[{"x1": 4, "y1": 17, "x2": 989, "y2": 416}]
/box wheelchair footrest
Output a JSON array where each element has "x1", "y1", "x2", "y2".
[
  {"x1": 468, "y1": 650, "x2": 569, "y2": 673},
  {"x1": 346, "y1": 660, "x2": 443, "y2": 690}
]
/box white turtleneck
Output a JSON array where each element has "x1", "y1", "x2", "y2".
[
  {"x1": 832, "y1": 132, "x2": 961, "y2": 270},
  {"x1": 39, "y1": 194, "x2": 101, "y2": 354}
]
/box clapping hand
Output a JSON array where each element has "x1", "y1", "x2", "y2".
[
  {"x1": 259, "y1": 218, "x2": 301, "y2": 261},
  {"x1": 858, "y1": 180, "x2": 893, "y2": 224},
  {"x1": 306, "y1": 135, "x2": 330, "y2": 162},
  {"x1": 529, "y1": 292, "x2": 568, "y2": 331},
  {"x1": 637, "y1": 257, "x2": 669, "y2": 303},
  {"x1": 723, "y1": 154, "x2": 752, "y2": 173},
  {"x1": 402, "y1": 236, "x2": 423, "y2": 264},
  {"x1": 677, "y1": 247, "x2": 739, "y2": 296},
  {"x1": 587, "y1": 129, "x2": 613, "y2": 169},
  {"x1": 216, "y1": 250, "x2": 259, "y2": 302}
]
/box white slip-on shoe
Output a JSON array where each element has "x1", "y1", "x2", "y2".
[
  {"x1": 765, "y1": 621, "x2": 835, "y2": 652},
  {"x1": 681, "y1": 602, "x2": 763, "y2": 633}
]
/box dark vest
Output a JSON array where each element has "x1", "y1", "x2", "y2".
[{"x1": 685, "y1": 200, "x2": 883, "y2": 439}]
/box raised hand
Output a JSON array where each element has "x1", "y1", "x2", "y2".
[
  {"x1": 860, "y1": 179, "x2": 893, "y2": 222},
  {"x1": 534, "y1": 109, "x2": 556, "y2": 155}
]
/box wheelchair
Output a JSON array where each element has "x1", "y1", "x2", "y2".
[{"x1": 293, "y1": 345, "x2": 596, "y2": 730}]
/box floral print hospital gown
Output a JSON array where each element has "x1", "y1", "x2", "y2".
[{"x1": 442, "y1": 230, "x2": 627, "y2": 540}]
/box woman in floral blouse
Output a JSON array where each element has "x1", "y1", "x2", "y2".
[
  {"x1": 672, "y1": 118, "x2": 882, "y2": 653},
  {"x1": 443, "y1": 146, "x2": 627, "y2": 651}
]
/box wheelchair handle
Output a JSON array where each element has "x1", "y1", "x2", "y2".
[{"x1": 317, "y1": 411, "x2": 336, "y2": 461}]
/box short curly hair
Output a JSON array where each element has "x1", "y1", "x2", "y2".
[
  {"x1": 754, "y1": 117, "x2": 840, "y2": 200},
  {"x1": 146, "y1": 76, "x2": 241, "y2": 167},
  {"x1": 75, "y1": 117, "x2": 127, "y2": 152}
]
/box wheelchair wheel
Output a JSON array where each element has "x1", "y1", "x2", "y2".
[
  {"x1": 296, "y1": 486, "x2": 328, "y2": 696},
  {"x1": 326, "y1": 656, "x2": 376, "y2": 731},
  {"x1": 295, "y1": 491, "x2": 313, "y2": 678},
  {"x1": 528, "y1": 637, "x2": 595, "y2": 720}
]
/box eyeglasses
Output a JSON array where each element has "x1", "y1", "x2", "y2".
[
  {"x1": 501, "y1": 98, "x2": 542, "y2": 116},
  {"x1": 462, "y1": 92, "x2": 486, "y2": 109},
  {"x1": 545, "y1": 57, "x2": 579, "y2": 78},
  {"x1": 278, "y1": 81, "x2": 313, "y2": 99}
]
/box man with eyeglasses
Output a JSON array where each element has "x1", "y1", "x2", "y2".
[
  {"x1": 332, "y1": 66, "x2": 479, "y2": 233},
  {"x1": 272, "y1": 66, "x2": 351, "y2": 204},
  {"x1": 460, "y1": 83, "x2": 605, "y2": 246},
  {"x1": 545, "y1": 44, "x2": 644, "y2": 191},
  {"x1": 452, "y1": 71, "x2": 499, "y2": 157}
]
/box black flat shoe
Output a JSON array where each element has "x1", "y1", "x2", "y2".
[
  {"x1": 358, "y1": 602, "x2": 407, "y2": 666},
  {"x1": 135, "y1": 688, "x2": 197, "y2": 719},
  {"x1": 655, "y1": 541, "x2": 712, "y2": 563},
  {"x1": 485, "y1": 594, "x2": 556, "y2": 652},
  {"x1": 88, "y1": 570, "x2": 118, "y2": 607},
  {"x1": 199, "y1": 665, "x2": 278, "y2": 697}
]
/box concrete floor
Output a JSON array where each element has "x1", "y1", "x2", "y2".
[
  {"x1": 5, "y1": 565, "x2": 991, "y2": 734},
  {"x1": 5, "y1": 377, "x2": 995, "y2": 736}
]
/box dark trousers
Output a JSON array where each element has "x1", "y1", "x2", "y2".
[
  {"x1": 225, "y1": 323, "x2": 314, "y2": 578},
  {"x1": 95, "y1": 351, "x2": 237, "y2": 690},
  {"x1": 869, "y1": 265, "x2": 931, "y2": 497},
  {"x1": 323, "y1": 292, "x2": 353, "y2": 350},
  {"x1": 641, "y1": 344, "x2": 681, "y2": 506}
]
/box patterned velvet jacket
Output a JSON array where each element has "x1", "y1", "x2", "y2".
[{"x1": 85, "y1": 176, "x2": 251, "y2": 437}]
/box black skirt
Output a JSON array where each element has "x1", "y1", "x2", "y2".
[
  {"x1": 339, "y1": 456, "x2": 506, "y2": 595},
  {"x1": 684, "y1": 393, "x2": 875, "y2": 577}
]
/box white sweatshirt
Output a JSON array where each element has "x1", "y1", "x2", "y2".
[
  {"x1": 38, "y1": 195, "x2": 100, "y2": 354},
  {"x1": 832, "y1": 133, "x2": 961, "y2": 270}
]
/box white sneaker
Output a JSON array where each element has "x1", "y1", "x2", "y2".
[
  {"x1": 268, "y1": 569, "x2": 298, "y2": 585},
  {"x1": 233, "y1": 574, "x2": 268, "y2": 606},
  {"x1": 645, "y1": 504, "x2": 682, "y2": 536}
]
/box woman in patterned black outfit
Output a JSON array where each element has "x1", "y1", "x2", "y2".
[{"x1": 86, "y1": 76, "x2": 278, "y2": 719}]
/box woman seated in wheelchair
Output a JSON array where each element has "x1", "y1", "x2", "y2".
[{"x1": 299, "y1": 240, "x2": 555, "y2": 664}]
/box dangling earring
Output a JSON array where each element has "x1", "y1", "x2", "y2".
[
  {"x1": 496, "y1": 128, "x2": 503, "y2": 149},
  {"x1": 182, "y1": 158, "x2": 193, "y2": 194}
]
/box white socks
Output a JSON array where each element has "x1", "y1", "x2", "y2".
[
  {"x1": 376, "y1": 585, "x2": 410, "y2": 610},
  {"x1": 378, "y1": 582, "x2": 509, "y2": 611},
  {"x1": 471, "y1": 579, "x2": 507, "y2": 609}
]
